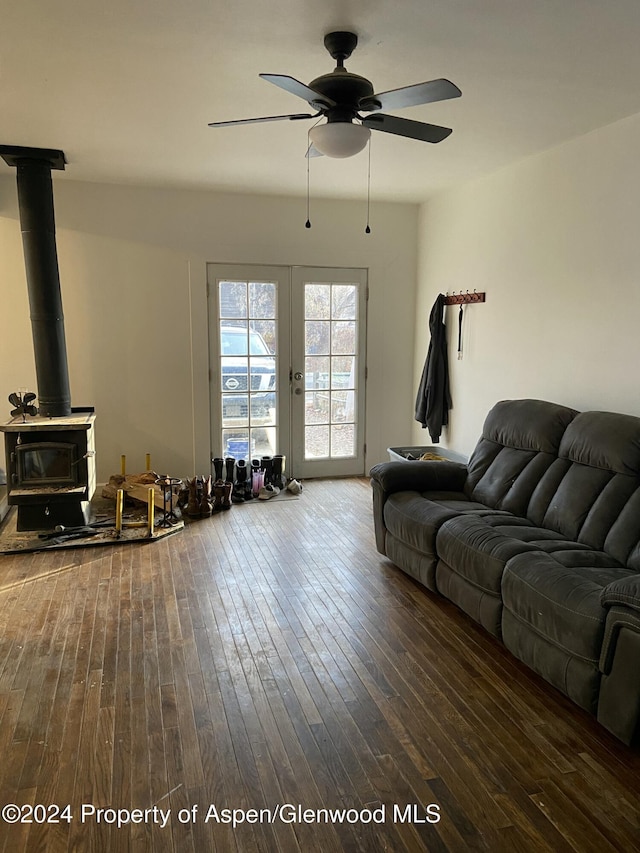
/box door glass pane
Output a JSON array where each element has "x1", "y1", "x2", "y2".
[
  {"x1": 331, "y1": 285, "x2": 357, "y2": 319},
  {"x1": 251, "y1": 427, "x2": 276, "y2": 459},
  {"x1": 303, "y1": 282, "x2": 358, "y2": 461},
  {"x1": 222, "y1": 429, "x2": 250, "y2": 459},
  {"x1": 305, "y1": 321, "x2": 330, "y2": 355},
  {"x1": 331, "y1": 424, "x2": 355, "y2": 457},
  {"x1": 305, "y1": 356, "x2": 330, "y2": 390},
  {"x1": 251, "y1": 318, "x2": 277, "y2": 355},
  {"x1": 331, "y1": 391, "x2": 350, "y2": 423},
  {"x1": 305, "y1": 391, "x2": 328, "y2": 425},
  {"x1": 331, "y1": 321, "x2": 356, "y2": 355},
  {"x1": 305, "y1": 425, "x2": 330, "y2": 458},
  {"x1": 249, "y1": 282, "x2": 276, "y2": 318},
  {"x1": 305, "y1": 284, "x2": 331, "y2": 319},
  {"x1": 219, "y1": 282, "x2": 248, "y2": 318},
  {"x1": 219, "y1": 280, "x2": 277, "y2": 461},
  {"x1": 331, "y1": 355, "x2": 355, "y2": 388}
]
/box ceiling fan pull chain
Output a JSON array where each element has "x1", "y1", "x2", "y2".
[
  {"x1": 305, "y1": 131, "x2": 312, "y2": 228},
  {"x1": 365, "y1": 136, "x2": 372, "y2": 234}
]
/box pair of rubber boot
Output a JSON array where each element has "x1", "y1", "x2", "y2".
[
  {"x1": 253, "y1": 455, "x2": 286, "y2": 490},
  {"x1": 212, "y1": 456, "x2": 235, "y2": 483},
  {"x1": 231, "y1": 459, "x2": 253, "y2": 503}
]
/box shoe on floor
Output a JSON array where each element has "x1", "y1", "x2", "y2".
[
  {"x1": 258, "y1": 484, "x2": 280, "y2": 500},
  {"x1": 286, "y1": 479, "x2": 303, "y2": 495}
]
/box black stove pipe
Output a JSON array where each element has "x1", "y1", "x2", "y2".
[{"x1": 0, "y1": 146, "x2": 71, "y2": 417}]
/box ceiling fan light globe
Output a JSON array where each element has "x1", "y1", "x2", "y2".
[{"x1": 308, "y1": 122, "x2": 370, "y2": 158}]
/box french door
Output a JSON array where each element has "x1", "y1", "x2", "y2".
[
  {"x1": 207, "y1": 264, "x2": 367, "y2": 478},
  {"x1": 290, "y1": 267, "x2": 367, "y2": 478}
]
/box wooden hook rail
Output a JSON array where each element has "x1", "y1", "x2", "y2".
[{"x1": 443, "y1": 291, "x2": 486, "y2": 305}]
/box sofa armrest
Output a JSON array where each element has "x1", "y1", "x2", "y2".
[
  {"x1": 599, "y1": 604, "x2": 640, "y2": 674},
  {"x1": 599, "y1": 576, "x2": 640, "y2": 680},
  {"x1": 601, "y1": 574, "x2": 640, "y2": 614},
  {"x1": 369, "y1": 460, "x2": 468, "y2": 495},
  {"x1": 369, "y1": 460, "x2": 468, "y2": 556},
  {"x1": 597, "y1": 603, "x2": 640, "y2": 745},
  {"x1": 598, "y1": 584, "x2": 640, "y2": 744}
]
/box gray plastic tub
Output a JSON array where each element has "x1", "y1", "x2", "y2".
[{"x1": 387, "y1": 445, "x2": 467, "y2": 463}]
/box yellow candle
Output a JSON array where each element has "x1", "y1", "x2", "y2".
[
  {"x1": 148, "y1": 487, "x2": 155, "y2": 537},
  {"x1": 146, "y1": 453, "x2": 151, "y2": 471},
  {"x1": 121, "y1": 454, "x2": 126, "y2": 476},
  {"x1": 115, "y1": 488, "x2": 124, "y2": 537}
]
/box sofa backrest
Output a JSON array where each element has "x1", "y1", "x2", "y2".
[
  {"x1": 465, "y1": 399, "x2": 579, "y2": 515},
  {"x1": 527, "y1": 411, "x2": 640, "y2": 568}
]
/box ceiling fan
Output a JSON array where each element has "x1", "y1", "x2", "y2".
[{"x1": 208, "y1": 31, "x2": 461, "y2": 158}]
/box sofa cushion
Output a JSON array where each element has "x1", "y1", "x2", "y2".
[
  {"x1": 435, "y1": 513, "x2": 610, "y2": 596},
  {"x1": 501, "y1": 552, "x2": 635, "y2": 714},
  {"x1": 501, "y1": 611, "x2": 602, "y2": 714},
  {"x1": 436, "y1": 514, "x2": 540, "y2": 596},
  {"x1": 435, "y1": 561, "x2": 504, "y2": 637},
  {"x1": 525, "y1": 411, "x2": 640, "y2": 566},
  {"x1": 502, "y1": 552, "x2": 630, "y2": 665},
  {"x1": 384, "y1": 535, "x2": 442, "y2": 592},
  {"x1": 465, "y1": 399, "x2": 578, "y2": 515},
  {"x1": 382, "y1": 491, "x2": 494, "y2": 558},
  {"x1": 560, "y1": 410, "x2": 640, "y2": 475},
  {"x1": 604, "y1": 488, "x2": 640, "y2": 571}
]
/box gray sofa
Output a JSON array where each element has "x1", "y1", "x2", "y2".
[{"x1": 370, "y1": 398, "x2": 640, "y2": 746}]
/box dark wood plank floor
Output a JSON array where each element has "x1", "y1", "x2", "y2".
[{"x1": 0, "y1": 478, "x2": 639, "y2": 852}]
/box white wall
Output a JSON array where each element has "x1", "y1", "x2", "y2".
[
  {"x1": 0, "y1": 178, "x2": 418, "y2": 481},
  {"x1": 414, "y1": 111, "x2": 640, "y2": 457}
]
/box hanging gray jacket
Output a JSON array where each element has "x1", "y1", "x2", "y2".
[{"x1": 414, "y1": 293, "x2": 451, "y2": 442}]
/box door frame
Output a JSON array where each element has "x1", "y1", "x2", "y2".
[{"x1": 207, "y1": 263, "x2": 368, "y2": 478}]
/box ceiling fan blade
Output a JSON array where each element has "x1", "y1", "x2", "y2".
[
  {"x1": 361, "y1": 78, "x2": 461, "y2": 112},
  {"x1": 260, "y1": 74, "x2": 335, "y2": 109},
  {"x1": 363, "y1": 113, "x2": 452, "y2": 143},
  {"x1": 208, "y1": 112, "x2": 315, "y2": 128}
]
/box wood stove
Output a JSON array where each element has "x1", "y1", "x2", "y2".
[
  {"x1": 0, "y1": 145, "x2": 97, "y2": 531},
  {"x1": 1, "y1": 411, "x2": 96, "y2": 531}
]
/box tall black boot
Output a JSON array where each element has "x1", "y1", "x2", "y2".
[
  {"x1": 261, "y1": 456, "x2": 273, "y2": 486},
  {"x1": 232, "y1": 459, "x2": 247, "y2": 503},
  {"x1": 224, "y1": 457, "x2": 235, "y2": 483},
  {"x1": 212, "y1": 457, "x2": 224, "y2": 482},
  {"x1": 272, "y1": 455, "x2": 286, "y2": 490}
]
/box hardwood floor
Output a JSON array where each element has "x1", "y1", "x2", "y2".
[{"x1": 0, "y1": 477, "x2": 639, "y2": 852}]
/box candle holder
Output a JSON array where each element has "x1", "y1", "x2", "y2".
[{"x1": 155, "y1": 476, "x2": 182, "y2": 528}]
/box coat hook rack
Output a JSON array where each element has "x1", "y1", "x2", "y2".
[{"x1": 443, "y1": 290, "x2": 486, "y2": 305}]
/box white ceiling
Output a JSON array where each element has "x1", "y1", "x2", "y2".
[{"x1": 4, "y1": 0, "x2": 640, "y2": 203}]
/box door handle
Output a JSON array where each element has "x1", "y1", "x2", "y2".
[{"x1": 293, "y1": 371, "x2": 303, "y2": 381}]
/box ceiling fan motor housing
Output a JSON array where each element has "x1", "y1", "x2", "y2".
[
  {"x1": 308, "y1": 70, "x2": 376, "y2": 120},
  {"x1": 310, "y1": 31, "x2": 379, "y2": 121}
]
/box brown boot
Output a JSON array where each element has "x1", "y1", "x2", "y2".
[
  {"x1": 212, "y1": 480, "x2": 226, "y2": 513},
  {"x1": 200, "y1": 475, "x2": 213, "y2": 517},
  {"x1": 221, "y1": 480, "x2": 232, "y2": 510},
  {"x1": 186, "y1": 477, "x2": 201, "y2": 518}
]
